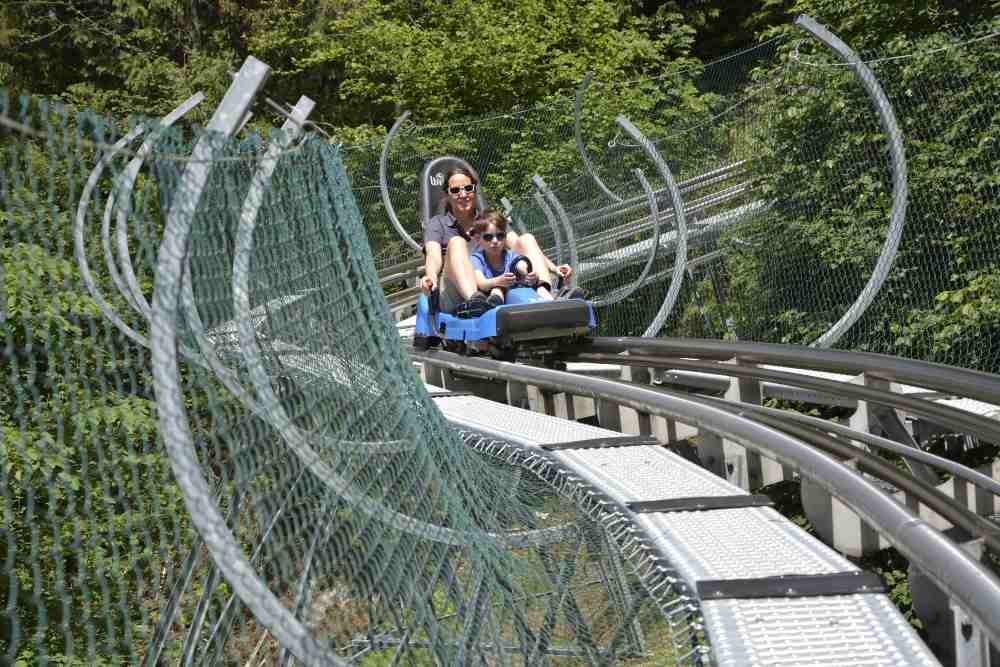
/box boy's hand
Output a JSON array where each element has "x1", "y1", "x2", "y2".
[
  {"x1": 493, "y1": 272, "x2": 515, "y2": 288},
  {"x1": 556, "y1": 264, "x2": 573, "y2": 278}
]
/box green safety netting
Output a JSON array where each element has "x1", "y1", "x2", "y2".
[
  {"x1": 4, "y1": 16, "x2": 1000, "y2": 666},
  {"x1": 1, "y1": 92, "x2": 694, "y2": 665}
]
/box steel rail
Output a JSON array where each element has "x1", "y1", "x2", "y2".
[
  {"x1": 689, "y1": 393, "x2": 1000, "y2": 553},
  {"x1": 568, "y1": 160, "x2": 746, "y2": 229},
  {"x1": 796, "y1": 15, "x2": 909, "y2": 349},
  {"x1": 584, "y1": 337, "x2": 1000, "y2": 409},
  {"x1": 379, "y1": 192, "x2": 760, "y2": 314},
  {"x1": 571, "y1": 174, "x2": 753, "y2": 240},
  {"x1": 379, "y1": 110, "x2": 422, "y2": 251},
  {"x1": 411, "y1": 348, "x2": 1000, "y2": 646},
  {"x1": 573, "y1": 71, "x2": 623, "y2": 204},
  {"x1": 706, "y1": 397, "x2": 1000, "y2": 497},
  {"x1": 379, "y1": 265, "x2": 423, "y2": 286},
  {"x1": 567, "y1": 351, "x2": 1000, "y2": 445},
  {"x1": 507, "y1": 164, "x2": 748, "y2": 257},
  {"x1": 572, "y1": 181, "x2": 755, "y2": 262},
  {"x1": 371, "y1": 167, "x2": 751, "y2": 292}
]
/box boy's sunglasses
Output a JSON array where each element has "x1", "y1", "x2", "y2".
[
  {"x1": 447, "y1": 184, "x2": 477, "y2": 195},
  {"x1": 479, "y1": 232, "x2": 503, "y2": 242}
]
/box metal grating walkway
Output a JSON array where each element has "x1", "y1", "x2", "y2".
[{"x1": 429, "y1": 385, "x2": 939, "y2": 666}]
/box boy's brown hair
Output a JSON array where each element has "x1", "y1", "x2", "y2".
[{"x1": 473, "y1": 208, "x2": 509, "y2": 235}]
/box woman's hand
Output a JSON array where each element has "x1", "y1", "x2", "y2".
[
  {"x1": 555, "y1": 264, "x2": 573, "y2": 278},
  {"x1": 420, "y1": 274, "x2": 437, "y2": 294}
]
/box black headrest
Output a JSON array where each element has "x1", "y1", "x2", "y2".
[{"x1": 419, "y1": 156, "x2": 488, "y2": 223}]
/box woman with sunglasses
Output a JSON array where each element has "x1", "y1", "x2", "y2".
[
  {"x1": 469, "y1": 209, "x2": 534, "y2": 308},
  {"x1": 420, "y1": 167, "x2": 493, "y2": 318},
  {"x1": 421, "y1": 167, "x2": 580, "y2": 317}
]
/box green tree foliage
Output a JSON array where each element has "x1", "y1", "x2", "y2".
[
  {"x1": 4, "y1": 2, "x2": 1000, "y2": 660},
  {"x1": 0, "y1": 100, "x2": 196, "y2": 663},
  {"x1": 297, "y1": 0, "x2": 697, "y2": 128},
  {"x1": 0, "y1": 0, "x2": 240, "y2": 118},
  {"x1": 2, "y1": 0, "x2": 701, "y2": 132},
  {"x1": 711, "y1": 19, "x2": 1000, "y2": 369}
]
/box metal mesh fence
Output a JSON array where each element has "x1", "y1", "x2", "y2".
[
  {"x1": 367, "y1": 21, "x2": 1000, "y2": 372},
  {"x1": 1, "y1": 90, "x2": 696, "y2": 664},
  {"x1": 4, "y1": 15, "x2": 1000, "y2": 665}
]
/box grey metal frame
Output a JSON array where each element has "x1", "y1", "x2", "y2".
[
  {"x1": 74, "y1": 92, "x2": 248, "y2": 384},
  {"x1": 226, "y1": 97, "x2": 551, "y2": 549},
  {"x1": 75, "y1": 125, "x2": 149, "y2": 348},
  {"x1": 148, "y1": 55, "x2": 344, "y2": 667},
  {"x1": 221, "y1": 100, "x2": 572, "y2": 551},
  {"x1": 379, "y1": 110, "x2": 422, "y2": 251},
  {"x1": 500, "y1": 196, "x2": 526, "y2": 234},
  {"x1": 531, "y1": 189, "x2": 565, "y2": 265},
  {"x1": 573, "y1": 71, "x2": 623, "y2": 204},
  {"x1": 112, "y1": 92, "x2": 206, "y2": 319},
  {"x1": 591, "y1": 168, "x2": 661, "y2": 308},
  {"x1": 532, "y1": 175, "x2": 578, "y2": 287},
  {"x1": 614, "y1": 116, "x2": 689, "y2": 337},
  {"x1": 795, "y1": 15, "x2": 909, "y2": 349}
]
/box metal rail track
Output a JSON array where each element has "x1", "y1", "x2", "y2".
[{"x1": 411, "y1": 346, "x2": 1000, "y2": 650}]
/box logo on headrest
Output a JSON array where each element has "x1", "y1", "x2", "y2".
[{"x1": 430, "y1": 172, "x2": 444, "y2": 187}]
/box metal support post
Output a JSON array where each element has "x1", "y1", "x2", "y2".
[{"x1": 720, "y1": 359, "x2": 769, "y2": 490}]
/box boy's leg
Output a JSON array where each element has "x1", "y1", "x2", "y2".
[{"x1": 512, "y1": 233, "x2": 555, "y2": 299}]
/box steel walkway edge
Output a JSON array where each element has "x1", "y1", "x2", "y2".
[{"x1": 428, "y1": 384, "x2": 938, "y2": 666}]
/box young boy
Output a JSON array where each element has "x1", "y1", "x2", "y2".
[{"x1": 469, "y1": 209, "x2": 541, "y2": 308}]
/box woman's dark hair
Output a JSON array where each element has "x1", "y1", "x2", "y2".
[
  {"x1": 443, "y1": 167, "x2": 477, "y2": 191},
  {"x1": 474, "y1": 208, "x2": 509, "y2": 235}
]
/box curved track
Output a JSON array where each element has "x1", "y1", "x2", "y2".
[{"x1": 412, "y1": 339, "x2": 1000, "y2": 663}]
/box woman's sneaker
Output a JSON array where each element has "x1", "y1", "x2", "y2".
[
  {"x1": 455, "y1": 293, "x2": 491, "y2": 319},
  {"x1": 486, "y1": 293, "x2": 504, "y2": 309}
]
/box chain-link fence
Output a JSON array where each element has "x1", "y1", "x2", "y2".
[
  {"x1": 4, "y1": 15, "x2": 1000, "y2": 666},
  {"x1": 367, "y1": 21, "x2": 1000, "y2": 371},
  {"x1": 1, "y1": 87, "x2": 695, "y2": 665}
]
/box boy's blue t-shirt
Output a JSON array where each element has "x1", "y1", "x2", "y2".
[{"x1": 470, "y1": 249, "x2": 526, "y2": 279}]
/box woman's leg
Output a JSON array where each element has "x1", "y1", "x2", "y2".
[{"x1": 443, "y1": 236, "x2": 481, "y2": 300}]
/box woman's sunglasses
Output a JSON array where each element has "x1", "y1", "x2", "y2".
[
  {"x1": 479, "y1": 232, "x2": 503, "y2": 242},
  {"x1": 447, "y1": 184, "x2": 477, "y2": 195}
]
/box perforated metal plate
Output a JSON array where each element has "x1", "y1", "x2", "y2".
[
  {"x1": 702, "y1": 595, "x2": 939, "y2": 666},
  {"x1": 638, "y1": 507, "x2": 855, "y2": 583},
  {"x1": 556, "y1": 445, "x2": 742, "y2": 503},
  {"x1": 435, "y1": 394, "x2": 614, "y2": 445}
]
